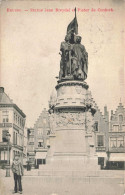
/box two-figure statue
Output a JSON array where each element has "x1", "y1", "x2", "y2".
[{"x1": 59, "y1": 33, "x2": 88, "y2": 81}]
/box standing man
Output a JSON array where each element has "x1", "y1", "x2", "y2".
[
  {"x1": 59, "y1": 34, "x2": 72, "y2": 79},
  {"x1": 12, "y1": 155, "x2": 24, "y2": 194},
  {"x1": 72, "y1": 36, "x2": 88, "y2": 80}
]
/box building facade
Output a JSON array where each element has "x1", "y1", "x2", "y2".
[
  {"x1": 27, "y1": 108, "x2": 50, "y2": 168},
  {"x1": 27, "y1": 127, "x2": 35, "y2": 168},
  {"x1": 0, "y1": 87, "x2": 26, "y2": 166},
  {"x1": 108, "y1": 103, "x2": 125, "y2": 169},
  {"x1": 93, "y1": 101, "x2": 109, "y2": 168}
]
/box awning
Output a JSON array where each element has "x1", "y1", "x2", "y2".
[
  {"x1": 109, "y1": 153, "x2": 125, "y2": 161},
  {"x1": 35, "y1": 152, "x2": 47, "y2": 159},
  {"x1": 96, "y1": 152, "x2": 107, "y2": 158}
]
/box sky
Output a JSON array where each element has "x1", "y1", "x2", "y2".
[{"x1": 0, "y1": 0, "x2": 125, "y2": 127}]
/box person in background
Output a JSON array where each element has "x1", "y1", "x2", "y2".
[{"x1": 12, "y1": 155, "x2": 24, "y2": 194}]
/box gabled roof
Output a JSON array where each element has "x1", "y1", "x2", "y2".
[
  {"x1": 34, "y1": 108, "x2": 50, "y2": 129},
  {"x1": 114, "y1": 102, "x2": 125, "y2": 115},
  {"x1": 0, "y1": 87, "x2": 13, "y2": 104},
  {"x1": 0, "y1": 87, "x2": 26, "y2": 118}
]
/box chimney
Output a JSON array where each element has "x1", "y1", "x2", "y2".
[
  {"x1": 104, "y1": 106, "x2": 107, "y2": 115},
  {"x1": 104, "y1": 106, "x2": 109, "y2": 122},
  {"x1": 0, "y1": 87, "x2": 4, "y2": 93}
]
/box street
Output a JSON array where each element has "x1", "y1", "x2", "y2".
[{"x1": 0, "y1": 169, "x2": 124, "y2": 195}]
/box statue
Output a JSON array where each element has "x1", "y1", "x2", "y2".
[
  {"x1": 59, "y1": 9, "x2": 88, "y2": 81},
  {"x1": 49, "y1": 109, "x2": 55, "y2": 134},
  {"x1": 59, "y1": 34, "x2": 71, "y2": 79},
  {"x1": 72, "y1": 36, "x2": 88, "y2": 80},
  {"x1": 59, "y1": 33, "x2": 88, "y2": 81}
]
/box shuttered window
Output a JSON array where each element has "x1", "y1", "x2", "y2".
[
  {"x1": 97, "y1": 135, "x2": 104, "y2": 146},
  {"x1": 2, "y1": 130, "x2": 8, "y2": 142}
]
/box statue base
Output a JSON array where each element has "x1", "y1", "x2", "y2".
[
  {"x1": 58, "y1": 76, "x2": 84, "y2": 84},
  {"x1": 40, "y1": 80, "x2": 100, "y2": 171}
]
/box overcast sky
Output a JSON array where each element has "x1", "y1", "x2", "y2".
[{"x1": 0, "y1": 0, "x2": 125, "y2": 127}]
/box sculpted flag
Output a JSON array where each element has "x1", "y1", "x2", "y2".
[{"x1": 67, "y1": 16, "x2": 78, "y2": 35}]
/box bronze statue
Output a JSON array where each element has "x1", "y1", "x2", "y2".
[
  {"x1": 59, "y1": 34, "x2": 71, "y2": 79},
  {"x1": 59, "y1": 13, "x2": 88, "y2": 81},
  {"x1": 72, "y1": 36, "x2": 88, "y2": 80}
]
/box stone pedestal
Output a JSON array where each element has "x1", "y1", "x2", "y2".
[{"x1": 44, "y1": 80, "x2": 100, "y2": 171}]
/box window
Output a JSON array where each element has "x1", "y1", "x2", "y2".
[
  {"x1": 2, "y1": 110, "x2": 9, "y2": 123},
  {"x1": 16, "y1": 115, "x2": 17, "y2": 123},
  {"x1": 97, "y1": 135, "x2": 104, "y2": 147},
  {"x1": 37, "y1": 128, "x2": 43, "y2": 135},
  {"x1": 110, "y1": 137, "x2": 117, "y2": 148},
  {"x1": 2, "y1": 130, "x2": 8, "y2": 142},
  {"x1": 110, "y1": 137, "x2": 124, "y2": 148},
  {"x1": 18, "y1": 134, "x2": 20, "y2": 146},
  {"x1": 94, "y1": 122, "x2": 98, "y2": 131},
  {"x1": 38, "y1": 142, "x2": 44, "y2": 147},
  {"x1": 17, "y1": 134, "x2": 19, "y2": 145},
  {"x1": 22, "y1": 120, "x2": 23, "y2": 127},
  {"x1": 113, "y1": 125, "x2": 119, "y2": 132},
  {"x1": 119, "y1": 115, "x2": 123, "y2": 122},
  {"x1": 3, "y1": 116, "x2": 9, "y2": 122},
  {"x1": 18, "y1": 117, "x2": 19, "y2": 125},
  {"x1": 1, "y1": 150, "x2": 7, "y2": 160},
  {"x1": 36, "y1": 159, "x2": 46, "y2": 166},
  {"x1": 20, "y1": 118, "x2": 21, "y2": 127},
  {"x1": 13, "y1": 132, "x2": 15, "y2": 144},
  {"x1": 20, "y1": 135, "x2": 23, "y2": 146},
  {"x1": 14, "y1": 113, "x2": 16, "y2": 122},
  {"x1": 16, "y1": 133, "x2": 17, "y2": 145},
  {"x1": 122, "y1": 125, "x2": 125, "y2": 131},
  {"x1": 117, "y1": 137, "x2": 124, "y2": 148},
  {"x1": 22, "y1": 120, "x2": 25, "y2": 128}
]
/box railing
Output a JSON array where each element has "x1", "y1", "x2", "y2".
[
  {"x1": 13, "y1": 144, "x2": 23, "y2": 150},
  {"x1": 0, "y1": 142, "x2": 12, "y2": 149},
  {"x1": 0, "y1": 142, "x2": 8, "y2": 146},
  {"x1": 0, "y1": 123, "x2": 12, "y2": 127},
  {"x1": 27, "y1": 152, "x2": 35, "y2": 156},
  {"x1": 96, "y1": 146, "x2": 106, "y2": 151},
  {"x1": 109, "y1": 147, "x2": 125, "y2": 153}
]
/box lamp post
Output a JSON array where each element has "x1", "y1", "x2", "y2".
[
  {"x1": 4, "y1": 147, "x2": 6, "y2": 161},
  {"x1": 106, "y1": 148, "x2": 110, "y2": 169},
  {"x1": 43, "y1": 117, "x2": 47, "y2": 149},
  {"x1": 6, "y1": 132, "x2": 11, "y2": 177}
]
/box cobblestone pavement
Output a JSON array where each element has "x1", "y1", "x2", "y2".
[{"x1": 0, "y1": 169, "x2": 124, "y2": 195}]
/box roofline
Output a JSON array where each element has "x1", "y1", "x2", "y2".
[{"x1": 0, "y1": 103, "x2": 26, "y2": 118}]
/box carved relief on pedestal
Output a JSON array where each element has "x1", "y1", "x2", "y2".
[
  {"x1": 58, "y1": 86, "x2": 65, "y2": 96},
  {"x1": 75, "y1": 86, "x2": 82, "y2": 94},
  {"x1": 56, "y1": 112, "x2": 85, "y2": 128}
]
